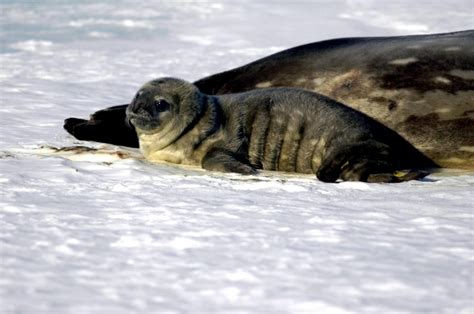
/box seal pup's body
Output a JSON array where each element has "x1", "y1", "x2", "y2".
[
  {"x1": 65, "y1": 31, "x2": 473, "y2": 169},
  {"x1": 126, "y1": 78, "x2": 436, "y2": 182}
]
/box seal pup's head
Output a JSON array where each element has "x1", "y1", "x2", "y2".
[{"x1": 126, "y1": 77, "x2": 206, "y2": 151}]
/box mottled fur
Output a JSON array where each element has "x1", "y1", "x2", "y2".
[{"x1": 195, "y1": 30, "x2": 474, "y2": 169}]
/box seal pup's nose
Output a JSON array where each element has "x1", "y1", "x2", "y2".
[{"x1": 129, "y1": 101, "x2": 155, "y2": 117}]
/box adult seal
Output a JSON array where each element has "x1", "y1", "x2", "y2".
[
  {"x1": 124, "y1": 77, "x2": 437, "y2": 182},
  {"x1": 64, "y1": 30, "x2": 474, "y2": 169}
]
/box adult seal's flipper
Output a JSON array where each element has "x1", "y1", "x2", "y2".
[{"x1": 64, "y1": 104, "x2": 139, "y2": 148}]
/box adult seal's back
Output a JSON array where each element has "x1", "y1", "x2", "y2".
[
  {"x1": 125, "y1": 78, "x2": 436, "y2": 183},
  {"x1": 64, "y1": 31, "x2": 474, "y2": 169},
  {"x1": 195, "y1": 30, "x2": 474, "y2": 169}
]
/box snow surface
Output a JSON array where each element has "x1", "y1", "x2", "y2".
[{"x1": 1, "y1": 1, "x2": 473, "y2": 313}]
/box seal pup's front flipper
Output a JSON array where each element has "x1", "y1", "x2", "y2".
[{"x1": 202, "y1": 148, "x2": 257, "y2": 175}]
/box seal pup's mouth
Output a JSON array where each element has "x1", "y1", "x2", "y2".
[
  {"x1": 126, "y1": 104, "x2": 159, "y2": 130},
  {"x1": 126, "y1": 113, "x2": 161, "y2": 132},
  {"x1": 126, "y1": 99, "x2": 172, "y2": 132}
]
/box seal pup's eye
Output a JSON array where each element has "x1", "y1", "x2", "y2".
[{"x1": 154, "y1": 99, "x2": 170, "y2": 112}]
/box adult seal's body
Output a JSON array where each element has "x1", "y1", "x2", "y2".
[
  {"x1": 65, "y1": 30, "x2": 474, "y2": 169},
  {"x1": 197, "y1": 30, "x2": 474, "y2": 169},
  {"x1": 124, "y1": 78, "x2": 436, "y2": 182}
]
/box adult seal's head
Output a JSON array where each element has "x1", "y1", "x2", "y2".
[{"x1": 126, "y1": 78, "x2": 206, "y2": 151}]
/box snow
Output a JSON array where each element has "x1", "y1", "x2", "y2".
[{"x1": 1, "y1": 0, "x2": 473, "y2": 313}]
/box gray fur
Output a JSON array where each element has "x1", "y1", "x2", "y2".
[{"x1": 126, "y1": 78, "x2": 437, "y2": 182}]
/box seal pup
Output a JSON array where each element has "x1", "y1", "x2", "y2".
[
  {"x1": 64, "y1": 31, "x2": 473, "y2": 169},
  {"x1": 125, "y1": 77, "x2": 437, "y2": 182}
]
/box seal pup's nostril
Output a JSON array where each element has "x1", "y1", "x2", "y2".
[{"x1": 130, "y1": 102, "x2": 153, "y2": 116}]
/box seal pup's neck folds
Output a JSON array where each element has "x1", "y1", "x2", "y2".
[{"x1": 137, "y1": 94, "x2": 223, "y2": 164}]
